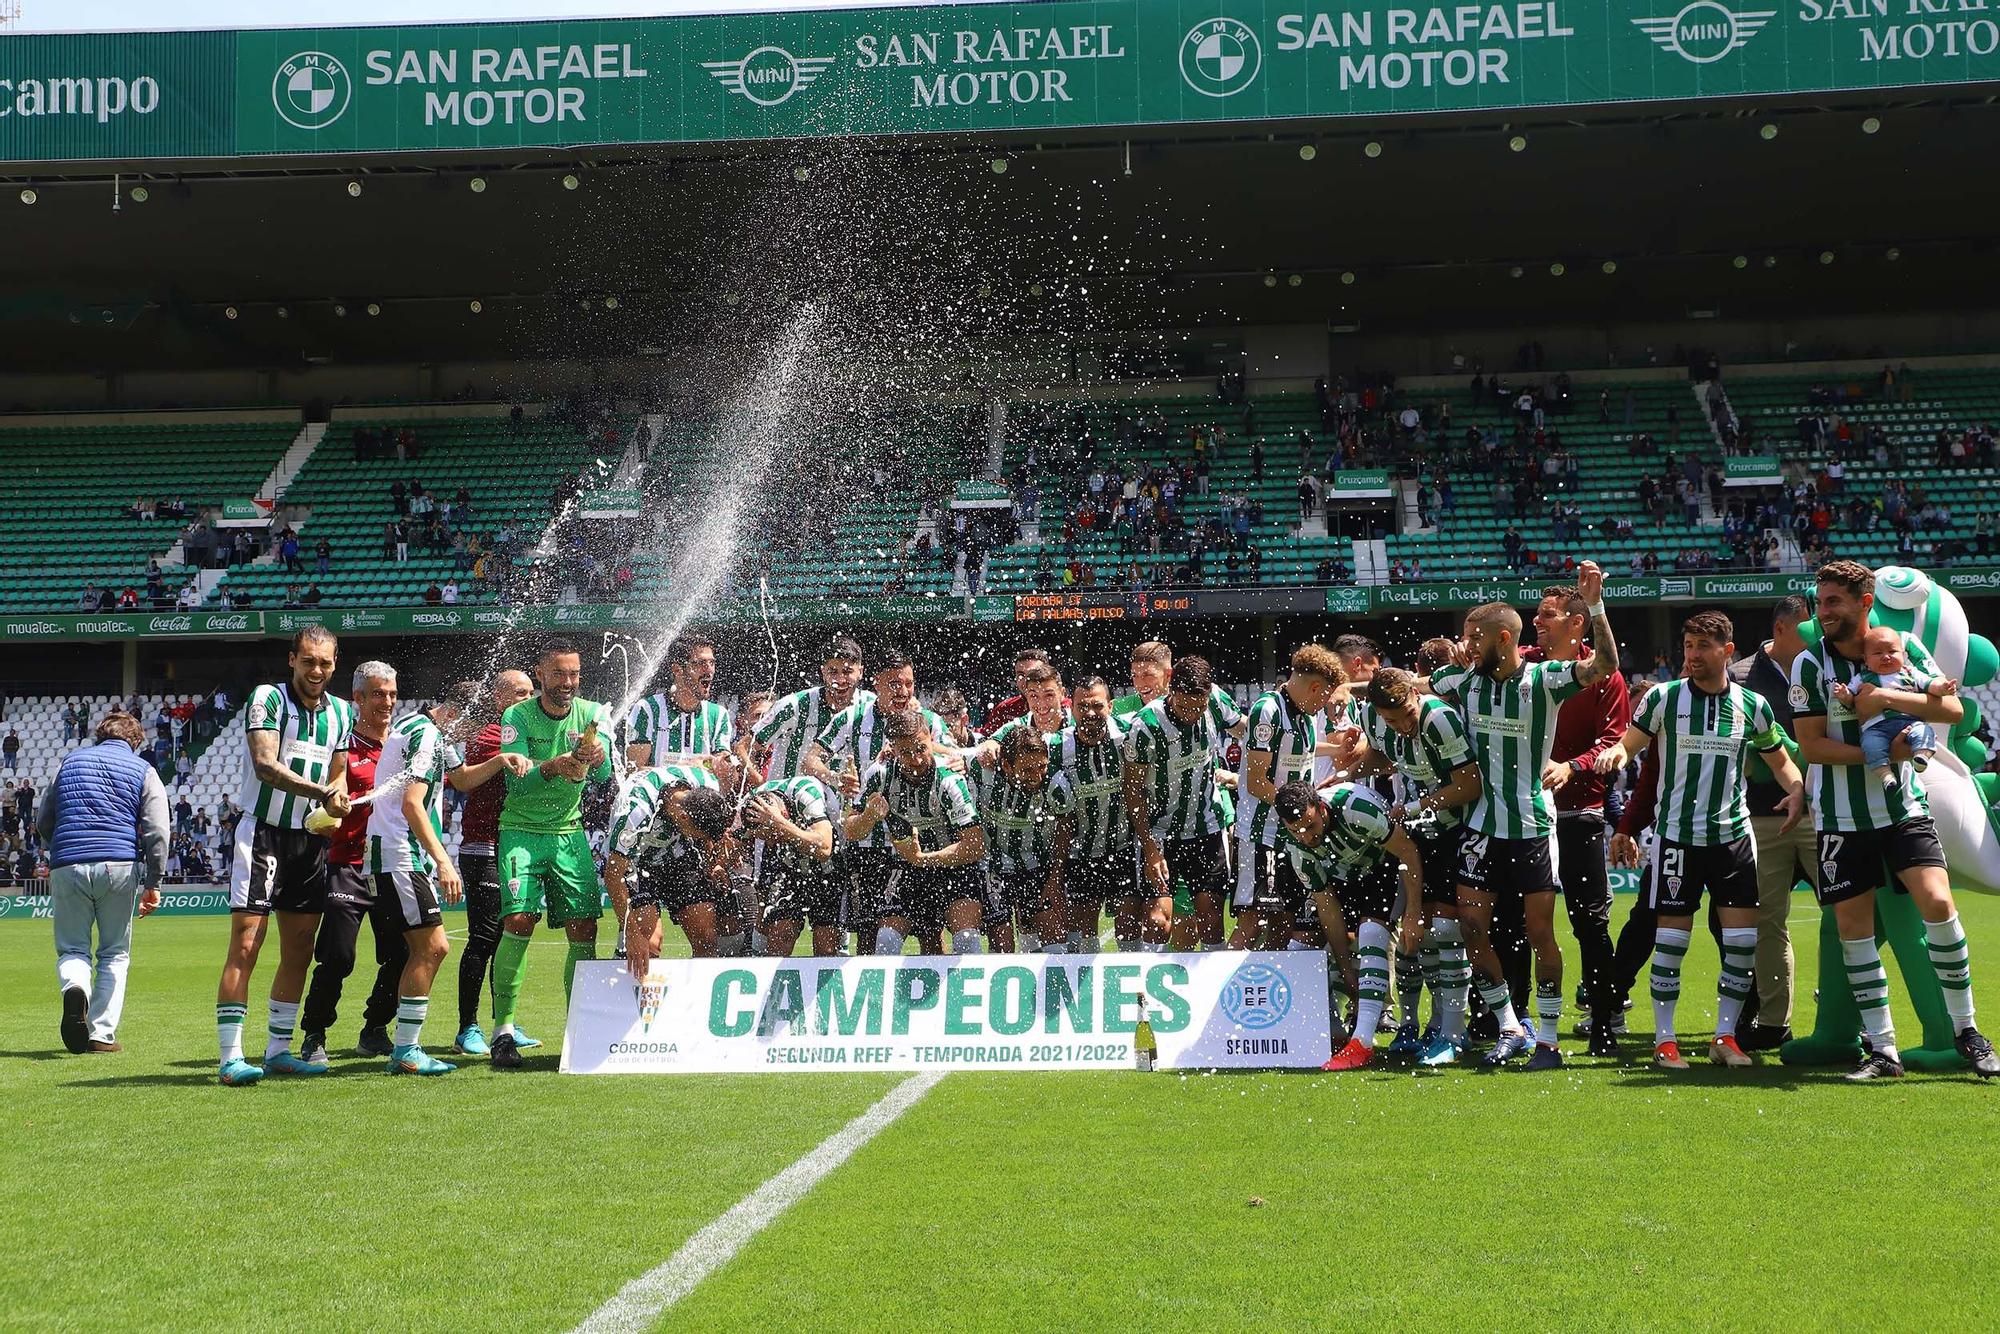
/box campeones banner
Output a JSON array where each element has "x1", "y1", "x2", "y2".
[
  {"x1": 560, "y1": 951, "x2": 1333, "y2": 1073},
  {"x1": 4, "y1": 1, "x2": 2000, "y2": 164}
]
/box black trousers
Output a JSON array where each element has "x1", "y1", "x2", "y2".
[
  {"x1": 302, "y1": 871, "x2": 405, "y2": 1036},
  {"x1": 457, "y1": 853, "x2": 503, "y2": 1030},
  {"x1": 1557, "y1": 813, "x2": 1619, "y2": 1022}
]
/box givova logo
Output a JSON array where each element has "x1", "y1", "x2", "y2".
[
  {"x1": 273, "y1": 51, "x2": 352, "y2": 131},
  {"x1": 701, "y1": 46, "x2": 835, "y2": 107},
  {"x1": 1633, "y1": 2, "x2": 1776, "y2": 63}
]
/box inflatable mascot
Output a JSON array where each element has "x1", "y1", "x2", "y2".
[{"x1": 1783, "y1": 565, "x2": 2000, "y2": 1069}]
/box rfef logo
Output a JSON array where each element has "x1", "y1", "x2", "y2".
[
  {"x1": 701, "y1": 46, "x2": 835, "y2": 107},
  {"x1": 1220, "y1": 961, "x2": 1291, "y2": 1030},
  {"x1": 1632, "y1": 3, "x2": 1775, "y2": 63},
  {"x1": 273, "y1": 51, "x2": 352, "y2": 130}
]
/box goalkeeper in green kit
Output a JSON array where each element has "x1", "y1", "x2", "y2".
[{"x1": 490, "y1": 639, "x2": 614, "y2": 1070}]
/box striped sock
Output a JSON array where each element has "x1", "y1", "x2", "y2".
[
  {"x1": 1842, "y1": 937, "x2": 1897, "y2": 1058},
  {"x1": 1652, "y1": 927, "x2": 1691, "y2": 1044},
  {"x1": 1534, "y1": 980, "x2": 1561, "y2": 1047},
  {"x1": 393, "y1": 996, "x2": 428, "y2": 1049},
  {"x1": 491, "y1": 931, "x2": 531, "y2": 1032},
  {"x1": 1433, "y1": 919, "x2": 1471, "y2": 1042},
  {"x1": 264, "y1": 998, "x2": 298, "y2": 1060},
  {"x1": 1925, "y1": 915, "x2": 1976, "y2": 1033},
  {"x1": 1395, "y1": 949, "x2": 1423, "y2": 1028},
  {"x1": 1716, "y1": 927, "x2": 1758, "y2": 1038},
  {"x1": 1418, "y1": 939, "x2": 1441, "y2": 1026},
  {"x1": 1477, "y1": 977, "x2": 1519, "y2": 1034},
  {"x1": 216, "y1": 1003, "x2": 247, "y2": 1065},
  {"x1": 1355, "y1": 922, "x2": 1392, "y2": 1040},
  {"x1": 563, "y1": 941, "x2": 595, "y2": 1001}
]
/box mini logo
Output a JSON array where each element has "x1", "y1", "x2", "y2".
[
  {"x1": 1179, "y1": 18, "x2": 1261, "y2": 97},
  {"x1": 272, "y1": 51, "x2": 352, "y2": 131},
  {"x1": 701, "y1": 45, "x2": 835, "y2": 107},
  {"x1": 1220, "y1": 961, "x2": 1292, "y2": 1030},
  {"x1": 149, "y1": 615, "x2": 193, "y2": 632},
  {"x1": 634, "y1": 971, "x2": 669, "y2": 1032},
  {"x1": 1632, "y1": 2, "x2": 1775, "y2": 63}
]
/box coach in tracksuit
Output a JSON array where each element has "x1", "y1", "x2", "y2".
[{"x1": 41, "y1": 712, "x2": 170, "y2": 1054}]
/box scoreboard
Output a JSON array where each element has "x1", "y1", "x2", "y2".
[{"x1": 1012, "y1": 591, "x2": 1198, "y2": 623}]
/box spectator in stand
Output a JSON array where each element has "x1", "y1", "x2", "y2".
[
  {"x1": 440, "y1": 580, "x2": 460, "y2": 605},
  {"x1": 41, "y1": 710, "x2": 169, "y2": 1054},
  {"x1": 2, "y1": 727, "x2": 17, "y2": 771},
  {"x1": 176, "y1": 581, "x2": 201, "y2": 612}
]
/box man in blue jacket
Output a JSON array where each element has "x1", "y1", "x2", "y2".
[{"x1": 38, "y1": 711, "x2": 170, "y2": 1053}]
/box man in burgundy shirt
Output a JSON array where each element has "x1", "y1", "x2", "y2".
[
  {"x1": 300, "y1": 661, "x2": 404, "y2": 1061},
  {"x1": 977, "y1": 647, "x2": 1070, "y2": 737},
  {"x1": 447, "y1": 669, "x2": 534, "y2": 1055},
  {"x1": 1524, "y1": 584, "x2": 1631, "y2": 1055}
]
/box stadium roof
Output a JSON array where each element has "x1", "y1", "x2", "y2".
[{"x1": 2, "y1": 0, "x2": 1997, "y2": 374}]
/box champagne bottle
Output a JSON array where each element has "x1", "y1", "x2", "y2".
[
  {"x1": 573, "y1": 717, "x2": 599, "y2": 756},
  {"x1": 1134, "y1": 992, "x2": 1157, "y2": 1072}
]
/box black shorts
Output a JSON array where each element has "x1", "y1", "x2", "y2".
[
  {"x1": 1649, "y1": 837, "x2": 1758, "y2": 915},
  {"x1": 1413, "y1": 823, "x2": 1462, "y2": 908},
  {"x1": 884, "y1": 863, "x2": 985, "y2": 923},
  {"x1": 1065, "y1": 852, "x2": 1137, "y2": 907},
  {"x1": 842, "y1": 847, "x2": 898, "y2": 925},
  {"x1": 375, "y1": 868, "x2": 444, "y2": 930},
  {"x1": 1152, "y1": 832, "x2": 1229, "y2": 900},
  {"x1": 984, "y1": 866, "x2": 1053, "y2": 929},
  {"x1": 1455, "y1": 831, "x2": 1557, "y2": 899},
  {"x1": 760, "y1": 858, "x2": 843, "y2": 930},
  {"x1": 324, "y1": 862, "x2": 375, "y2": 910},
  {"x1": 460, "y1": 852, "x2": 501, "y2": 895},
  {"x1": 228, "y1": 819, "x2": 329, "y2": 915},
  {"x1": 1333, "y1": 859, "x2": 1399, "y2": 925},
  {"x1": 1232, "y1": 838, "x2": 1303, "y2": 914},
  {"x1": 1815, "y1": 818, "x2": 1948, "y2": 907},
  {"x1": 632, "y1": 851, "x2": 722, "y2": 920}
]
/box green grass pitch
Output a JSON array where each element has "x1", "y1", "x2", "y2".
[{"x1": 5, "y1": 894, "x2": 2000, "y2": 1332}]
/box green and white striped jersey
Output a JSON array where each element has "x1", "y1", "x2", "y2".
[
  {"x1": 240, "y1": 682, "x2": 355, "y2": 830},
  {"x1": 1630, "y1": 680, "x2": 1785, "y2": 846},
  {"x1": 859, "y1": 757, "x2": 979, "y2": 855},
  {"x1": 1282, "y1": 783, "x2": 1396, "y2": 890},
  {"x1": 1236, "y1": 686, "x2": 1322, "y2": 848},
  {"x1": 1791, "y1": 632, "x2": 1939, "y2": 832},
  {"x1": 366, "y1": 711, "x2": 448, "y2": 873},
  {"x1": 607, "y1": 763, "x2": 719, "y2": 860},
  {"x1": 1122, "y1": 688, "x2": 1244, "y2": 842},
  {"x1": 975, "y1": 763, "x2": 1068, "y2": 874},
  {"x1": 1429, "y1": 660, "x2": 1582, "y2": 838},
  {"x1": 749, "y1": 775, "x2": 830, "y2": 871},
  {"x1": 1361, "y1": 696, "x2": 1475, "y2": 831},
  {"x1": 627, "y1": 692, "x2": 733, "y2": 761},
  {"x1": 1052, "y1": 719, "x2": 1130, "y2": 860},
  {"x1": 818, "y1": 700, "x2": 949, "y2": 850},
  {"x1": 990, "y1": 708, "x2": 1072, "y2": 747},
  {"x1": 754, "y1": 687, "x2": 874, "y2": 781}
]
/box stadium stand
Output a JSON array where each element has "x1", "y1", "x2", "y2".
[
  {"x1": 212, "y1": 414, "x2": 625, "y2": 608},
  {"x1": 0, "y1": 419, "x2": 296, "y2": 613}
]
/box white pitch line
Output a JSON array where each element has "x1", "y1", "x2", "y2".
[{"x1": 571, "y1": 1070, "x2": 946, "y2": 1334}]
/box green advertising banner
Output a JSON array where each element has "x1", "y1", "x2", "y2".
[
  {"x1": 1327, "y1": 469, "x2": 1395, "y2": 499},
  {"x1": 1723, "y1": 455, "x2": 1786, "y2": 485},
  {"x1": 3, "y1": 2, "x2": 1998, "y2": 164}
]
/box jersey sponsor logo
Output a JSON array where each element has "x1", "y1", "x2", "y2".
[
  {"x1": 1251, "y1": 721, "x2": 1276, "y2": 749},
  {"x1": 1676, "y1": 733, "x2": 1743, "y2": 756},
  {"x1": 499, "y1": 725, "x2": 518, "y2": 744},
  {"x1": 1472, "y1": 714, "x2": 1531, "y2": 740},
  {"x1": 246, "y1": 699, "x2": 270, "y2": 728},
  {"x1": 1788, "y1": 684, "x2": 1811, "y2": 711}
]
